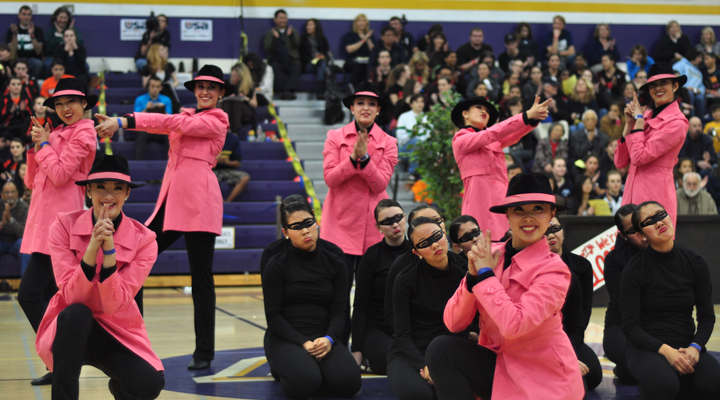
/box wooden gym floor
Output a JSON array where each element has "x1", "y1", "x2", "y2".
[{"x1": 2, "y1": 286, "x2": 720, "y2": 400}]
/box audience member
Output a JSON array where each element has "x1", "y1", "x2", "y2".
[
  {"x1": 425, "y1": 32, "x2": 447, "y2": 71},
  {"x1": 386, "y1": 63, "x2": 410, "y2": 109},
  {"x1": 676, "y1": 172, "x2": 717, "y2": 215},
  {"x1": 264, "y1": 9, "x2": 301, "y2": 101},
  {"x1": 543, "y1": 53, "x2": 563, "y2": 83},
  {"x1": 140, "y1": 44, "x2": 180, "y2": 112},
  {"x1": 588, "y1": 23, "x2": 620, "y2": 68},
  {"x1": 696, "y1": 26, "x2": 720, "y2": 56},
  {"x1": 465, "y1": 63, "x2": 498, "y2": 101},
  {"x1": 43, "y1": 7, "x2": 84, "y2": 77},
  {"x1": 604, "y1": 170, "x2": 624, "y2": 214},
  {"x1": 600, "y1": 103, "x2": 625, "y2": 140},
  {"x1": 5, "y1": 6, "x2": 44, "y2": 79},
  {"x1": 560, "y1": 69, "x2": 577, "y2": 97},
  {"x1": 507, "y1": 163, "x2": 523, "y2": 180},
  {"x1": 597, "y1": 54, "x2": 627, "y2": 108},
  {"x1": 441, "y1": 51, "x2": 463, "y2": 87},
  {"x1": 369, "y1": 25, "x2": 406, "y2": 75},
  {"x1": 621, "y1": 82, "x2": 637, "y2": 104},
  {"x1": 522, "y1": 66, "x2": 543, "y2": 101},
  {"x1": 627, "y1": 44, "x2": 655, "y2": 80},
  {"x1": 214, "y1": 131, "x2": 251, "y2": 203},
  {"x1": 0, "y1": 44, "x2": 16, "y2": 82},
  {"x1": 40, "y1": 59, "x2": 72, "y2": 98},
  {"x1": 655, "y1": 20, "x2": 693, "y2": 63},
  {"x1": 533, "y1": 76, "x2": 570, "y2": 130},
  {"x1": 0, "y1": 77, "x2": 32, "y2": 139},
  {"x1": 416, "y1": 24, "x2": 443, "y2": 53},
  {"x1": 52, "y1": 29, "x2": 88, "y2": 85},
  {"x1": 533, "y1": 123, "x2": 568, "y2": 173},
  {"x1": 515, "y1": 22, "x2": 537, "y2": 64},
  {"x1": 343, "y1": 14, "x2": 375, "y2": 87},
  {"x1": 498, "y1": 33, "x2": 529, "y2": 73},
  {"x1": 223, "y1": 63, "x2": 258, "y2": 133},
  {"x1": 1, "y1": 138, "x2": 25, "y2": 179},
  {"x1": 568, "y1": 175, "x2": 599, "y2": 215},
  {"x1": 599, "y1": 138, "x2": 619, "y2": 174},
  {"x1": 566, "y1": 78, "x2": 599, "y2": 123},
  {"x1": 582, "y1": 153, "x2": 607, "y2": 197},
  {"x1": 0, "y1": 181, "x2": 29, "y2": 274},
  {"x1": 389, "y1": 16, "x2": 415, "y2": 60},
  {"x1": 408, "y1": 51, "x2": 430, "y2": 86},
  {"x1": 12, "y1": 160, "x2": 27, "y2": 199},
  {"x1": 20, "y1": 96, "x2": 54, "y2": 146},
  {"x1": 544, "y1": 15, "x2": 575, "y2": 68},
  {"x1": 134, "y1": 14, "x2": 171, "y2": 71},
  {"x1": 300, "y1": 19, "x2": 330, "y2": 100},
  {"x1": 370, "y1": 50, "x2": 392, "y2": 92},
  {"x1": 243, "y1": 52, "x2": 274, "y2": 104},
  {"x1": 396, "y1": 94, "x2": 426, "y2": 152},
  {"x1": 11, "y1": 59, "x2": 40, "y2": 100},
  {"x1": 673, "y1": 49, "x2": 706, "y2": 118},
  {"x1": 704, "y1": 103, "x2": 720, "y2": 153},
  {"x1": 679, "y1": 116, "x2": 716, "y2": 173},
  {"x1": 133, "y1": 75, "x2": 171, "y2": 161},
  {"x1": 570, "y1": 52, "x2": 589, "y2": 77},
  {"x1": 570, "y1": 110, "x2": 609, "y2": 162},
  {"x1": 674, "y1": 157, "x2": 695, "y2": 190},
  {"x1": 456, "y1": 28, "x2": 493, "y2": 73},
  {"x1": 633, "y1": 69, "x2": 648, "y2": 88},
  {"x1": 703, "y1": 52, "x2": 720, "y2": 107}
]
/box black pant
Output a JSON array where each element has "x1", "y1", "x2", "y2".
[
  {"x1": 264, "y1": 332, "x2": 362, "y2": 400},
  {"x1": 425, "y1": 335, "x2": 496, "y2": 400},
  {"x1": 145, "y1": 203, "x2": 217, "y2": 361},
  {"x1": 603, "y1": 323, "x2": 638, "y2": 384},
  {"x1": 270, "y1": 62, "x2": 301, "y2": 93},
  {"x1": 52, "y1": 304, "x2": 165, "y2": 400},
  {"x1": 577, "y1": 342, "x2": 602, "y2": 391},
  {"x1": 387, "y1": 355, "x2": 436, "y2": 400},
  {"x1": 361, "y1": 327, "x2": 392, "y2": 375},
  {"x1": 18, "y1": 253, "x2": 58, "y2": 332},
  {"x1": 342, "y1": 253, "x2": 362, "y2": 347},
  {"x1": 134, "y1": 131, "x2": 168, "y2": 161}
]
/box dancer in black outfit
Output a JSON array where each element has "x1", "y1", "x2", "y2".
[
  {"x1": 448, "y1": 215, "x2": 481, "y2": 259},
  {"x1": 603, "y1": 204, "x2": 645, "y2": 384},
  {"x1": 622, "y1": 201, "x2": 720, "y2": 400},
  {"x1": 351, "y1": 199, "x2": 412, "y2": 375},
  {"x1": 262, "y1": 198, "x2": 361, "y2": 400},
  {"x1": 387, "y1": 216, "x2": 473, "y2": 400},
  {"x1": 546, "y1": 217, "x2": 602, "y2": 391}
]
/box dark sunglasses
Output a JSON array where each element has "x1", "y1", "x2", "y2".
[
  {"x1": 623, "y1": 226, "x2": 636, "y2": 236},
  {"x1": 378, "y1": 213, "x2": 405, "y2": 226},
  {"x1": 545, "y1": 224, "x2": 563, "y2": 235},
  {"x1": 415, "y1": 230, "x2": 445, "y2": 249},
  {"x1": 287, "y1": 217, "x2": 316, "y2": 230},
  {"x1": 457, "y1": 228, "x2": 480, "y2": 244},
  {"x1": 434, "y1": 217, "x2": 444, "y2": 225},
  {"x1": 639, "y1": 210, "x2": 668, "y2": 229}
]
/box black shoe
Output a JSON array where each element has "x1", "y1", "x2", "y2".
[
  {"x1": 31, "y1": 372, "x2": 52, "y2": 386},
  {"x1": 188, "y1": 358, "x2": 211, "y2": 370}
]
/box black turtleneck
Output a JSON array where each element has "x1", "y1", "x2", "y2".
[
  {"x1": 621, "y1": 244, "x2": 715, "y2": 352},
  {"x1": 388, "y1": 255, "x2": 470, "y2": 371},
  {"x1": 260, "y1": 237, "x2": 344, "y2": 276},
  {"x1": 262, "y1": 243, "x2": 348, "y2": 346},
  {"x1": 351, "y1": 237, "x2": 413, "y2": 352},
  {"x1": 80, "y1": 211, "x2": 123, "y2": 282},
  {"x1": 604, "y1": 236, "x2": 642, "y2": 327}
]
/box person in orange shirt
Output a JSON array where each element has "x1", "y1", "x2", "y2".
[
  {"x1": 20, "y1": 96, "x2": 56, "y2": 146},
  {"x1": 40, "y1": 59, "x2": 74, "y2": 98}
]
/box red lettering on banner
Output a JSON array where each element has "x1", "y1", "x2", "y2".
[
  {"x1": 596, "y1": 237, "x2": 610, "y2": 250},
  {"x1": 580, "y1": 244, "x2": 595, "y2": 258}
]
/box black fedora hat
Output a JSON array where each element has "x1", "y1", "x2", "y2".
[
  {"x1": 342, "y1": 81, "x2": 387, "y2": 110},
  {"x1": 638, "y1": 62, "x2": 687, "y2": 93},
  {"x1": 42, "y1": 78, "x2": 98, "y2": 111},
  {"x1": 489, "y1": 172, "x2": 567, "y2": 214},
  {"x1": 75, "y1": 154, "x2": 144, "y2": 188},
  {"x1": 184, "y1": 64, "x2": 233, "y2": 93},
  {"x1": 451, "y1": 96, "x2": 499, "y2": 128}
]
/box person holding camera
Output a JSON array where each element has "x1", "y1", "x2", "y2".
[{"x1": 134, "y1": 14, "x2": 171, "y2": 72}]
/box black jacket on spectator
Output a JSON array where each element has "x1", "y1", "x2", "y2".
[
  {"x1": 368, "y1": 42, "x2": 406, "y2": 74},
  {"x1": 300, "y1": 34, "x2": 330, "y2": 66},
  {"x1": 0, "y1": 198, "x2": 28, "y2": 243},
  {"x1": 654, "y1": 34, "x2": 693, "y2": 64},
  {"x1": 498, "y1": 50, "x2": 529, "y2": 73},
  {"x1": 587, "y1": 40, "x2": 621, "y2": 66},
  {"x1": 53, "y1": 45, "x2": 88, "y2": 79},
  {"x1": 569, "y1": 128, "x2": 609, "y2": 162},
  {"x1": 456, "y1": 42, "x2": 494, "y2": 67},
  {"x1": 679, "y1": 133, "x2": 718, "y2": 169},
  {"x1": 134, "y1": 30, "x2": 171, "y2": 60}
]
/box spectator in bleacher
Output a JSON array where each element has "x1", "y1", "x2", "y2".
[
  {"x1": 52, "y1": 29, "x2": 88, "y2": 85},
  {"x1": 386, "y1": 63, "x2": 410, "y2": 109},
  {"x1": 95, "y1": 65, "x2": 231, "y2": 370},
  {"x1": 655, "y1": 20, "x2": 693, "y2": 63},
  {"x1": 674, "y1": 157, "x2": 695, "y2": 190},
  {"x1": 243, "y1": 52, "x2": 273, "y2": 105},
  {"x1": 134, "y1": 14, "x2": 171, "y2": 71},
  {"x1": 582, "y1": 153, "x2": 606, "y2": 196},
  {"x1": 389, "y1": 16, "x2": 415, "y2": 60},
  {"x1": 0, "y1": 44, "x2": 16, "y2": 83},
  {"x1": 560, "y1": 69, "x2": 577, "y2": 97},
  {"x1": 1, "y1": 138, "x2": 26, "y2": 180},
  {"x1": 697, "y1": 27, "x2": 720, "y2": 56},
  {"x1": 408, "y1": 51, "x2": 430, "y2": 87},
  {"x1": 343, "y1": 14, "x2": 375, "y2": 87},
  {"x1": 416, "y1": 24, "x2": 443, "y2": 53},
  {"x1": 482, "y1": 52, "x2": 504, "y2": 83},
  {"x1": 11, "y1": 59, "x2": 40, "y2": 100},
  {"x1": 551, "y1": 156, "x2": 572, "y2": 199},
  {"x1": 300, "y1": 19, "x2": 330, "y2": 100},
  {"x1": 40, "y1": 59, "x2": 72, "y2": 98},
  {"x1": 677, "y1": 171, "x2": 718, "y2": 215},
  {"x1": 567, "y1": 78, "x2": 599, "y2": 124},
  {"x1": 515, "y1": 22, "x2": 537, "y2": 65},
  {"x1": 544, "y1": 15, "x2": 575, "y2": 68},
  {"x1": 568, "y1": 175, "x2": 599, "y2": 216},
  {"x1": 369, "y1": 26, "x2": 406, "y2": 76},
  {"x1": 532, "y1": 76, "x2": 570, "y2": 129},
  {"x1": 133, "y1": 75, "x2": 171, "y2": 160},
  {"x1": 465, "y1": 62, "x2": 498, "y2": 101},
  {"x1": 0, "y1": 181, "x2": 29, "y2": 274},
  {"x1": 599, "y1": 138, "x2": 619, "y2": 176},
  {"x1": 704, "y1": 103, "x2": 720, "y2": 151},
  {"x1": 14, "y1": 161, "x2": 29, "y2": 203},
  {"x1": 140, "y1": 44, "x2": 180, "y2": 113},
  {"x1": 396, "y1": 93, "x2": 426, "y2": 149},
  {"x1": 498, "y1": 33, "x2": 528, "y2": 74},
  {"x1": 472, "y1": 81, "x2": 488, "y2": 99},
  {"x1": 604, "y1": 170, "x2": 624, "y2": 214},
  {"x1": 600, "y1": 103, "x2": 626, "y2": 140},
  {"x1": 570, "y1": 110, "x2": 608, "y2": 162},
  {"x1": 679, "y1": 116, "x2": 716, "y2": 173},
  {"x1": 634, "y1": 69, "x2": 648, "y2": 88},
  {"x1": 534, "y1": 122, "x2": 569, "y2": 173},
  {"x1": 596, "y1": 53, "x2": 627, "y2": 109},
  {"x1": 264, "y1": 9, "x2": 301, "y2": 101},
  {"x1": 370, "y1": 50, "x2": 392, "y2": 93},
  {"x1": 570, "y1": 52, "x2": 588, "y2": 78},
  {"x1": 214, "y1": 131, "x2": 250, "y2": 203},
  {"x1": 226, "y1": 62, "x2": 258, "y2": 111},
  {"x1": 425, "y1": 32, "x2": 448, "y2": 71},
  {"x1": 673, "y1": 49, "x2": 706, "y2": 118},
  {"x1": 522, "y1": 66, "x2": 543, "y2": 102},
  {"x1": 456, "y1": 28, "x2": 493, "y2": 74},
  {"x1": 5, "y1": 6, "x2": 44, "y2": 80},
  {"x1": 587, "y1": 23, "x2": 620, "y2": 69},
  {"x1": 0, "y1": 77, "x2": 32, "y2": 139},
  {"x1": 622, "y1": 82, "x2": 638, "y2": 105},
  {"x1": 543, "y1": 53, "x2": 562, "y2": 83},
  {"x1": 43, "y1": 7, "x2": 84, "y2": 78},
  {"x1": 627, "y1": 44, "x2": 655, "y2": 81},
  {"x1": 21, "y1": 96, "x2": 54, "y2": 146},
  {"x1": 703, "y1": 52, "x2": 720, "y2": 108}
]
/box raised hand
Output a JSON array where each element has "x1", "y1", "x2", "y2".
[
  {"x1": 31, "y1": 116, "x2": 51, "y2": 145},
  {"x1": 95, "y1": 114, "x2": 120, "y2": 138},
  {"x1": 467, "y1": 230, "x2": 500, "y2": 276},
  {"x1": 353, "y1": 129, "x2": 368, "y2": 160},
  {"x1": 526, "y1": 96, "x2": 552, "y2": 120},
  {"x1": 91, "y1": 205, "x2": 114, "y2": 247},
  {"x1": 630, "y1": 92, "x2": 647, "y2": 117},
  {"x1": 272, "y1": 29, "x2": 279, "y2": 38}
]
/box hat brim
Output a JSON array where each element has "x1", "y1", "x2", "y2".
[
  {"x1": 43, "y1": 94, "x2": 98, "y2": 111},
  {"x1": 342, "y1": 93, "x2": 387, "y2": 110},
  {"x1": 639, "y1": 75, "x2": 687, "y2": 94},
  {"x1": 489, "y1": 193, "x2": 568, "y2": 214},
  {"x1": 451, "y1": 97, "x2": 499, "y2": 128},
  {"x1": 75, "y1": 178, "x2": 144, "y2": 189},
  {"x1": 184, "y1": 78, "x2": 234, "y2": 94}
]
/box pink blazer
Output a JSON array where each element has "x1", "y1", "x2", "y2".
[
  {"x1": 452, "y1": 113, "x2": 535, "y2": 241},
  {"x1": 320, "y1": 122, "x2": 398, "y2": 256},
  {"x1": 615, "y1": 102, "x2": 687, "y2": 229},
  {"x1": 21, "y1": 119, "x2": 96, "y2": 255},
  {"x1": 36, "y1": 209, "x2": 163, "y2": 372},
  {"x1": 133, "y1": 108, "x2": 228, "y2": 235},
  {"x1": 443, "y1": 239, "x2": 584, "y2": 400}
]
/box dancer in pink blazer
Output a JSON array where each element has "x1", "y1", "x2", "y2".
[
  {"x1": 615, "y1": 63, "x2": 688, "y2": 229},
  {"x1": 95, "y1": 65, "x2": 231, "y2": 370},
  {"x1": 426, "y1": 173, "x2": 585, "y2": 400},
  {"x1": 17, "y1": 78, "x2": 97, "y2": 386},
  {"x1": 37, "y1": 154, "x2": 164, "y2": 400}
]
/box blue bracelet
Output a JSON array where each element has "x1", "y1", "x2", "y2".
[
  {"x1": 324, "y1": 335, "x2": 334, "y2": 346},
  {"x1": 40, "y1": 141, "x2": 50, "y2": 148},
  {"x1": 103, "y1": 248, "x2": 116, "y2": 256},
  {"x1": 117, "y1": 118, "x2": 123, "y2": 129},
  {"x1": 689, "y1": 343, "x2": 702, "y2": 352},
  {"x1": 477, "y1": 267, "x2": 493, "y2": 275}
]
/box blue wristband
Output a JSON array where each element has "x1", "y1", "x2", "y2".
[
  {"x1": 635, "y1": 115, "x2": 644, "y2": 120},
  {"x1": 103, "y1": 248, "x2": 116, "y2": 256},
  {"x1": 117, "y1": 118, "x2": 123, "y2": 129},
  {"x1": 477, "y1": 267, "x2": 493, "y2": 275},
  {"x1": 324, "y1": 335, "x2": 334, "y2": 346},
  {"x1": 40, "y1": 141, "x2": 50, "y2": 148},
  {"x1": 689, "y1": 343, "x2": 702, "y2": 352}
]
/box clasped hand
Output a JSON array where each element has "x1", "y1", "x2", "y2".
[
  {"x1": 91, "y1": 205, "x2": 115, "y2": 249},
  {"x1": 352, "y1": 129, "x2": 369, "y2": 161},
  {"x1": 467, "y1": 229, "x2": 500, "y2": 276},
  {"x1": 30, "y1": 116, "x2": 51, "y2": 150},
  {"x1": 302, "y1": 337, "x2": 332, "y2": 361}
]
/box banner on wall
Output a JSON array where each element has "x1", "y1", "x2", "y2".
[
  {"x1": 571, "y1": 226, "x2": 618, "y2": 291},
  {"x1": 181, "y1": 19, "x2": 213, "y2": 41},
  {"x1": 120, "y1": 19, "x2": 147, "y2": 41}
]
